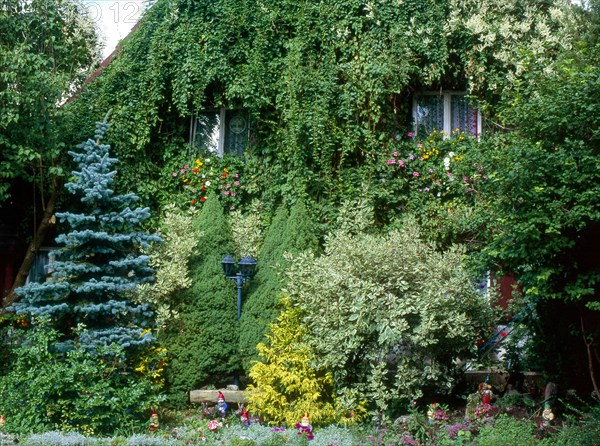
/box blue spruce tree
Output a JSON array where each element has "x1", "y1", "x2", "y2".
[{"x1": 12, "y1": 120, "x2": 160, "y2": 352}]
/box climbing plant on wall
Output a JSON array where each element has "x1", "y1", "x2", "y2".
[{"x1": 63, "y1": 0, "x2": 582, "y2": 222}]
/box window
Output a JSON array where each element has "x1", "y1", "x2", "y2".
[
  {"x1": 189, "y1": 108, "x2": 250, "y2": 157},
  {"x1": 413, "y1": 92, "x2": 480, "y2": 138},
  {"x1": 26, "y1": 247, "x2": 56, "y2": 284}
]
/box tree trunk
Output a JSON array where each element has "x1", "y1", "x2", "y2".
[{"x1": 2, "y1": 182, "x2": 59, "y2": 310}]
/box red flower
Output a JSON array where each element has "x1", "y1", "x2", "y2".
[
  {"x1": 200, "y1": 197, "x2": 207, "y2": 202},
  {"x1": 221, "y1": 173, "x2": 227, "y2": 178},
  {"x1": 500, "y1": 331, "x2": 507, "y2": 337},
  {"x1": 191, "y1": 199, "x2": 197, "y2": 205}
]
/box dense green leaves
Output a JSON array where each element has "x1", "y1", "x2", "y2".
[
  {"x1": 285, "y1": 212, "x2": 494, "y2": 415},
  {"x1": 161, "y1": 192, "x2": 238, "y2": 399}
]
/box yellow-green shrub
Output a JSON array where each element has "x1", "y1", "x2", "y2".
[{"x1": 247, "y1": 295, "x2": 338, "y2": 427}]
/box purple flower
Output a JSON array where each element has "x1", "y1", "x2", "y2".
[
  {"x1": 408, "y1": 154, "x2": 415, "y2": 160},
  {"x1": 424, "y1": 187, "x2": 430, "y2": 192},
  {"x1": 429, "y1": 168, "x2": 434, "y2": 173}
]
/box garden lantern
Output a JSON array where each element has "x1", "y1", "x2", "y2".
[{"x1": 221, "y1": 254, "x2": 257, "y2": 320}]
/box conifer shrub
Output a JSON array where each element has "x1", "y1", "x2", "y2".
[
  {"x1": 161, "y1": 192, "x2": 238, "y2": 399},
  {"x1": 239, "y1": 201, "x2": 319, "y2": 371},
  {"x1": 12, "y1": 119, "x2": 160, "y2": 352},
  {"x1": 247, "y1": 295, "x2": 339, "y2": 427}
]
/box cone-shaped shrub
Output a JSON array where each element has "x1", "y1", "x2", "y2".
[
  {"x1": 239, "y1": 201, "x2": 318, "y2": 370},
  {"x1": 247, "y1": 294, "x2": 338, "y2": 427},
  {"x1": 162, "y1": 192, "x2": 237, "y2": 397},
  {"x1": 13, "y1": 120, "x2": 160, "y2": 352}
]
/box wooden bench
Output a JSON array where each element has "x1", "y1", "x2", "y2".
[{"x1": 189, "y1": 389, "x2": 248, "y2": 404}]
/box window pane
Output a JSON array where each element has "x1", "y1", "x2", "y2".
[
  {"x1": 194, "y1": 112, "x2": 221, "y2": 154},
  {"x1": 451, "y1": 95, "x2": 478, "y2": 136},
  {"x1": 224, "y1": 111, "x2": 249, "y2": 157},
  {"x1": 415, "y1": 95, "x2": 444, "y2": 136}
]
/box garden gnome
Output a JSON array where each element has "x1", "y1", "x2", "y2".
[
  {"x1": 217, "y1": 391, "x2": 228, "y2": 419},
  {"x1": 479, "y1": 382, "x2": 493, "y2": 405},
  {"x1": 240, "y1": 409, "x2": 249, "y2": 428},
  {"x1": 300, "y1": 413, "x2": 312, "y2": 432},
  {"x1": 0, "y1": 415, "x2": 5, "y2": 429},
  {"x1": 542, "y1": 382, "x2": 557, "y2": 426},
  {"x1": 148, "y1": 410, "x2": 159, "y2": 431}
]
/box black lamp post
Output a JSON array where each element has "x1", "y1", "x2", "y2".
[{"x1": 221, "y1": 254, "x2": 257, "y2": 320}]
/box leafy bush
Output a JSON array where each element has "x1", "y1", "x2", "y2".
[
  {"x1": 0, "y1": 322, "x2": 164, "y2": 435},
  {"x1": 286, "y1": 211, "x2": 494, "y2": 415}
]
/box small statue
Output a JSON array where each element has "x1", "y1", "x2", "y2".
[
  {"x1": 300, "y1": 413, "x2": 312, "y2": 431},
  {"x1": 479, "y1": 382, "x2": 493, "y2": 405},
  {"x1": 216, "y1": 391, "x2": 228, "y2": 419},
  {"x1": 542, "y1": 382, "x2": 557, "y2": 426},
  {"x1": 148, "y1": 410, "x2": 159, "y2": 431},
  {"x1": 0, "y1": 415, "x2": 5, "y2": 429},
  {"x1": 240, "y1": 409, "x2": 249, "y2": 428}
]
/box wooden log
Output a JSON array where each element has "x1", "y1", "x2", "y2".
[{"x1": 189, "y1": 389, "x2": 248, "y2": 404}]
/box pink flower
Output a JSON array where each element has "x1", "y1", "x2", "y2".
[
  {"x1": 413, "y1": 171, "x2": 420, "y2": 177},
  {"x1": 398, "y1": 160, "x2": 405, "y2": 167},
  {"x1": 183, "y1": 164, "x2": 189, "y2": 169},
  {"x1": 234, "y1": 181, "x2": 240, "y2": 186},
  {"x1": 417, "y1": 143, "x2": 423, "y2": 148},
  {"x1": 180, "y1": 169, "x2": 186, "y2": 174},
  {"x1": 387, "y1": 159, "x2": 396, "y2": 165},
  {"x1": 223, "y1": 190, "x2": 230, "y2": 196},
  {"x1": 408, "y1": 132, "x2": 414, "y2": 138},
  {"x1": 393, "y1": 151, "x2": 399, "y2": 157},
  {"x1": 226, "y1": 184, "x2": 231, "y2": 189},
  {"x1": 408, "y1": 154, "x2": 415, "y2": 160},
  {"x1": 172, "y1": 172, "x2": 177, "y2": 177}
]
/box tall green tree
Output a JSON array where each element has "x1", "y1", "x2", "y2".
[
  {"x1": 0, "y1": 0, "x2": 100, "y2": 307},
  {"x1": 239, "y1": 201, "x2": 319, "y2": 370},
  {"x1": 162, "y1": 192, "x2": 238, "y2": 398}
]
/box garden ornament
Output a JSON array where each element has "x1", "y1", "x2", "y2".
[
  {"x1": 241, "y1": 409, "x2": 249, "y2": 428},
  {"x1": 217, "y1": 391, "x2": 228, "y2": 419},
  {"x1": 148, "y1": 410, "x2": 159, "y2": 431}
]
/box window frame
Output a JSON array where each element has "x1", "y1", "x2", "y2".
[
  {"x1": 189, "y1": 107, "x2": 250, "y2": 158},
  {"x1": 412, "y1": 91, "x2": 481, "y2": 139}
]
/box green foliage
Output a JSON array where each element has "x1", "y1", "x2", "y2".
[
  {"x1": 0, "y1": 0, "x2": 100, "y2": 218},
  {"x1": 136, "y1": 204, "x2": 200, "y2": 329},
  {"x1": 239, "y1": 201, "x2": 319, "y2": 370},
  {"x1": 476, "y1": 414, "x2": 536, "y2": 446},
  {"x1": 161, "y1": 192, "x2": 237, "y2": 399},
  {"x1": 475, "y1": 39, "x2": 600, "y2": 307},
  {"x1": 285, "y1": 214, "x2": 494, "y2": 415},
  {"x1": 0, "y1": 322, "x2": 164, "y2": 436},
  {"x1": 247, "y1": 295, "x2": 339, "y2": 427}
]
